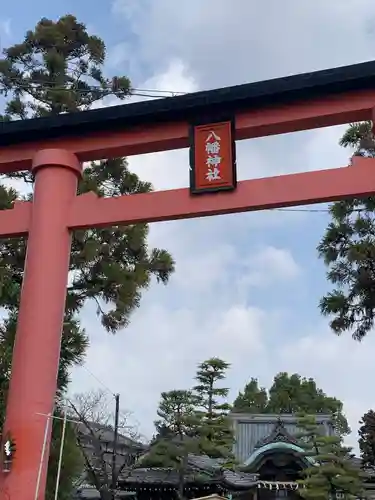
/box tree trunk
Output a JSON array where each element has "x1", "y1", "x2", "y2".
[
  {"x1": 207, "y1": 382, "x2": 214, "y2": 442},
  {"x1": 177, "y1": 452, "x2": 188, "y2": 500}
]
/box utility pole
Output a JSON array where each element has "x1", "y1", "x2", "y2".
[{"x1": 111, "y1": 393, "x2": 120, "y2": 498}]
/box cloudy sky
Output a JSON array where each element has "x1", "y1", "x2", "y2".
[{"x1": 2, "y1": 0, "x2": 375, "y2": 452}]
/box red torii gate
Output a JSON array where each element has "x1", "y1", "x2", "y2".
[{"x1": 1, "y1": 60, "x2": 375, "y2": 499}]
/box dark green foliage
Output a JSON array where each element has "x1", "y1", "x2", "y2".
[
  {"x1": 141, "y1": 390, "x2": 200, "y2": 468},
  {"x1": 233, "y1": 372, "x2": 349, "y2": 435},
  {"x1": 0, "y1": 14, "x2": 174, "y2": 497},
  {"x1": 0, "y1": 14, "x2": 131, "y2": 121},
  {"x1": 46, "y1": 408, "x2": 84, "y2": 500},
  {"x1": 339, "y1": 121, "x2": 373, "y2": 153},
  {"x1": 0, "y1": 15, "x2": 174, "y2": 333},
  {"x1": 155, "y1": 390, "x2": 200, "y2": 439},
  {"x1": 145, "y1": 358, "x2": 234, "y2": 469},
  {"x1": 267, "y1": 374, "x2": 349, "y2": 436},
  {"x1": 141, "y1": 390, "x2": 201, "y2": 500},
  {"x1": 0, "y1": 312, "x2": 88, "y2": 425},
  {"x1": 232, "y1": 378, "x2": 268, "y2": 413},
  {"x1": 143, "y1": 360, "x2": 234, "y2": 499},
  {"x1": 193, "y1": 358, "x2": 234, "y2": 462},
  {"x1": 318, "y1": 120, "x2": 375, "y2": 341},
  {"x1": 358, "y1": 409, "x2": 375, "y2": 469},
  {"x1": 0, "y1": 310, "x2": 87, "y2": 495},
  {"x1": 297, "y1": 414, "x2": 362, "y2": 500}
]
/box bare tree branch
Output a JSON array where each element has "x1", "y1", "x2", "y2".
[{"x1": 68, "y1": 389, "x2": 146, "y2": 500}]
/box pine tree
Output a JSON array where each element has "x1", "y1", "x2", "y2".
[
  {"x1": 297, "y1": 414, "x2": 362, "y2": 500},
  {"x1": 359, "y1": 409, "x2": 375, "y2": 469},
  {"x1": 193, "y1": 358, "x2": 234, "y2": 462},
  {"x1": 0, "y1": 15, "x2": 175, "y2": 498},
  {"x1": 142, "y1": 390, "x2": 200, "y2": 467},
  {"x1": 141, "y1": 390, "x2": 200, "y2": 500},
  {"x1": 318, "y1": 120, "x2": 375, "y2": 341}
]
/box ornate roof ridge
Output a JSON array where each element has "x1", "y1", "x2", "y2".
[{"x1": 253, "y1": 417, "x2": 299, "y2": 449}]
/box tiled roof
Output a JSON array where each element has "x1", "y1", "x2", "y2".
[
  {"x1": 76, "y1": 421, "x2": 145, "y2": 449},
  {"x1": 222, "y1": 470, "x2": 258, "y2": 488},
  {"x1": 119, "y1": 467, "x2": 213, "y2": 485},
  {"x1": 76, "y1": 413, "x2": 374, "y2": 498},
  {"x1": 74, "y1": 484, "x2": 136, "y2": 499},
  {"x1": 116, "y1": 454, "x2": 258, "y2": 489}
]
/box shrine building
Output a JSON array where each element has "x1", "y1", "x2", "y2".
[{"x1": 76, "y1": 413, "x2": 373, "y2": 500}]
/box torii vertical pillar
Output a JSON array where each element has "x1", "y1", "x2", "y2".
[
  {"x1": 1, "y1": 149, "x2": 81, "y2": 500},
  {"x1": 1, "y1": 59, "x2": 375, "y2": 500}
]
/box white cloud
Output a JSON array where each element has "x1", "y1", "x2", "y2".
[
  {"x1": 72, "y1": 294, "x2": 278, "y2": 439},
  {"x1": 0, "y1": 19, "x2": 11, "y2": 39},
  {"x1": 112, "y1": 0, "x2": 375, "y2": 88},
  {"x1": 171, "y1": 243, "x2": 236, "y2": 293},
  {"x1": 240, "y1": 246, "x2": 301, "y2": 288},
  {"x1": 71, "y1": 0, "x2": 375, "y2": 453},
  {"x1": 141, "y1": 59, "x2": 197, "y2": 95},
  {"x1": 107, "y1": 42, "x2": 132, "y2": 69},
  {"x1": 279, "y1": 326, "x2": 375, "y2": 450}
]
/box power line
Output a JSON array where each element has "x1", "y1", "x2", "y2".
[
  {"x1": 274, "y1": 207, "x2": 329, "y2": 213},
  {"x1": 132, "y1": 88, "x2": 186, "y2": 95},
  {"x1": 0, "y1": 76, "x2": 187, "y2": 100},
  {"x1": 81, "y1": 364, "x2": 116, "y2": 397},
  {"x1": 271, "y1": 206, "x2": 370, "y2": 213},
  {"x1": 0, "y1": 76, "x2": 365, "y2": 216}
]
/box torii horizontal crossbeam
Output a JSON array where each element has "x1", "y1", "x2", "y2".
[
  {"x1": 1, "y1": 60, "x2": 375, "y2": 172},
  {"x1": 2, "y1": 59, "x2": 375, "y2": 500},
  {"x1": 66, "y1": 158, "x2": 375, "y2": 228},
  {"x1": 2, "y1": 158, "x2": 374, "y2": 238}
]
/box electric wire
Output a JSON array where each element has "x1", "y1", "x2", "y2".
[
  {"x1": 81, "y1": 364, "x2": 116, "y2": 397},
  {"x1": 0, "y1": 78, "x2": 362, "y2": 215},
  {"x1": 0, "y1": 77, "x2": 187, "y2": 99}
]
